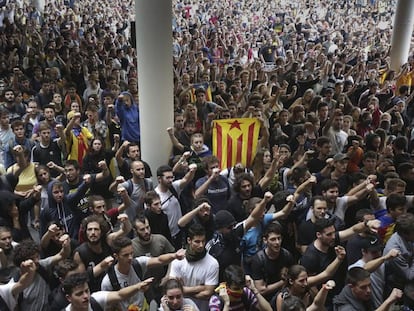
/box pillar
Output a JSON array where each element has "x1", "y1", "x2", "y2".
[
  {"x1": 135, "y1": 0, "x2": 173, "y2": 179},
  {"x1": 32, "y1": 0, "x2": 45, "y2": 12},
  {"x1": 390, "y1": 0, "x2": 414, "y2": 71}
]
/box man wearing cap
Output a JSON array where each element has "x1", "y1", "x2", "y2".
[
  {"x1": 206, "y1": 192, "x2": 273, "y2": 281},
  {"x1": 316, "y1": 152, "x2": 353, "y2": 195},
  {"x1": 348, "y1": 236, "x2": 399, "y2": 308}
]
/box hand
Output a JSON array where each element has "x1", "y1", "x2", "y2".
[
  {"x1": 366, "y1": 183, "x2": 375, "y2": 192},
  {"x1": 122, "y1": 140, "x2": 130, "y2": 148},
  {"x1": 366, "y1": 219, "x2": 381, "y2": 233},
  {"x1": 138, "y1": 277, "x2": 154, "y2": 291},
  {"x1": 334, "y1": 245, "x2": 346, "y2": 261},
  {"x1": 175, "y1": 248, "x2": 186, "y2": 260},
  {"x1": 385, "y1": 248, "x2": 400, "y2": 260},
  {"x1": 183, "y1": 305, "x2": 196, "y2": 311},
  {"x1": 264, "y1": 191, "x2": 273, "y2": 202},
  {"x1": 324, "y1": 280, "x2": 336, "y2": 290},
  {"x1": 48, "y1": 224, "x2": 60, "y2": 234},
  {"x1": 387, "y1": 288, "x2": 403, "y2": 303},
  {"x1": 161, "y1": 295, "x2": 170, "y2": 311},
  {"x1": 47, "y1": 161, "x2": 56, "y2": 169},
  {"x1": 83, "y1": 174, "x2": 92, "y2": 184},
  {"x1": 245, "y1": 275, "x2": 256, "y2": 291},
  {"x1": 98, "y1": 160, "x2": 108, "y2": 171},
  {"x1": 60, "y1": 234, "x2": 70, "y2": 246},
  {"x1": 117, "y1": 214, "x2": 128, "y2": 223},
  {"x1": 167, "y1": 127, "x2": 174, "y2": 135},
  {"x1": 326, "y1": 158, "x2": 334, "y2": 167},
  {"x1": 100, "y1": 256, "x2": 115, "y2": 269},
  {"x1": 118, "y1": 94, "x2": 124, "y2": 101},
  {"x1": 116, "y1": 176, "x2": 125, "y2": 183},
  {"x1": 108, "y1": 104, "x2": 114, "y2": 111},
  {"x1": 183, "y1": 151, "x2": 191, "y2": 158},
  {"x1": 308, "y1": 175, "x2": 317, "y2": 184},
  {"x1": 219, "y1": 287, "x2": 230, "y2": 306},
  {"x1": 113, "y1": 134, "x2": 120, "y2": 142},
  {"x1": 189, "y1": 163, "x2": 197, "y2": 171},
  {"x1": 74, "y1": 112, "x2": 81, "y2": 119}
]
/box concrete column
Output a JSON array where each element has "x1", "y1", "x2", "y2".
[
  {"x1": 390, "y1": 0, "x2": 414, "y2": 71},
  {"x1": 135, "y1": 0, "x2": 173, "y2": 178},
  {"x1": 32, "y1": 0, "x2": 45, "y2": 12}
]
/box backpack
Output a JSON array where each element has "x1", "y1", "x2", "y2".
[
  {"x1": 107, "y1": 258, "x2": 143, "y2": 290},
  {"x1": 125, "y1": 178, "x2": 152, "y2": 196},
  {"x1": 90, "y1": 297, "x2": 104, "y2": 311}
]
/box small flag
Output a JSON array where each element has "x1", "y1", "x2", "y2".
[
  {"x1": 212, "y1": 118, "x2": 260, "y2": 169},
  {"x1": 190, "y1": 82, "x2": 212, "y2": 102}
]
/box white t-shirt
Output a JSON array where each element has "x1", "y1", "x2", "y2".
[
  {"x1": 101, "y1": 256, "x2": 149, "y2": 310},
  {"x1": 0, "y1": 279, "x2": 18, "y2": 310},
  {"x1": 155, "y1": 180, "x2": 183, "y2": 237},
  {"x1": 169, "y1": 254, "x2": 219, "y2": 311},
  {"x1": 65, "y1": 291, "x2": 108, "y2": 311}
]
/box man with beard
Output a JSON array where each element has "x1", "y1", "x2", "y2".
[
  {"x1": 63, "y1": 159, "x2": 109, "y2": 214},
  {"x1": 1, "y1": 88, "x2": 25, "y2": 122},
  {"x1": 32, "y1": 104, "x2": 61, "y2": 140},
  {"x1": 297, "y1": 196, "x2": 345, "y2": 254},
  {"x1": 101, "y1": 236, "x2": 184, "y2": 310},
  {"x1": 300, "y1": 217, "x2": 380, "y2": 308},
  {"x1": 155, "y1": 164, "x2": 196, "y2": 250},
  {"x1": 111, "y1": 160, "x2": 154, "y2": 221},
  {"x1": 115, "y1": 141, "x2": 152, "y2": 179},
  {"x1": 169, "y1": 223, "x2": 219, "y2": 311},
  {"x1": 178, "y1": 196, "x2": 215, "y2": 241},
  {"x1": 73, "y1": 214, "x2": 131, "y2": 292},
  {"x1": 0, "y1": 226, "x2": 19, "y2": 282},
  {"x1": 35, "y1": 79, "x2": 54, "y2": 109},
  {"x1": 206, "y1": 192, "x2": 273, "y2": 281}
]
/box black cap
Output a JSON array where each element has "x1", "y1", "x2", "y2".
[
  {"x1": 215, "y1": 210, "x2": 236, "y2": 229},
  {"x1": 361, "y1": 236, "x2": 383, "y2": 252}
]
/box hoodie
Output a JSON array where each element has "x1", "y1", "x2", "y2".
[
  {"x1": 115, "y1": 91, "x2": 140, "y2": 142},
  {"x1": 333, "y1": 285, "x2": 374, "y2": 311},
  {"x1": 40, "y1": 179, "x2": 90, "y2": 239}
]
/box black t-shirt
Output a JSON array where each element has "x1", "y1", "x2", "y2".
[
  {"x1": 207, "y1": 223, "x2": 245, "y2": 281},
  {"x1": 300, "y1": 240, "x2": 347, "y2": 305},
  {"x1": 250, "y1": 248, "x2": 294, "y2": 301},
  {"x1": 227, "y1": 185, "x2": 264, "y2": 222},
  {"x1": 297, "y1": 216, "x2": 345, "y2": 247}
]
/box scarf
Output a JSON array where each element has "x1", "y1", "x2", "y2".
[{"x1": 185, "y1": 247, "x2": 207, "y2": 262}]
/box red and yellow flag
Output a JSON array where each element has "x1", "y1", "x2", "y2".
[{"x1": 212, "y1": 118, "x2": 260, "y2": 169}]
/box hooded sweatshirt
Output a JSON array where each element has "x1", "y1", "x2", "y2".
[
  {"x1": 115, "y1": 91, "x2": 140, "y2": 142},
  {"x1": 40, "y1": 179, "x2": 90, "y2": 239},
  {"x1": 333, "y1": 285, "x2": 374, "y2": 311}
]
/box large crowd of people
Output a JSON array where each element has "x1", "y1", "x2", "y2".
[{"x1": 0, "y1": 0, "x2": 414, "y2": 310}]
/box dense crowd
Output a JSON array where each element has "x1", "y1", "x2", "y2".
[{"x1": 0, "y1": 0, "x2": 414, "y2": 310}]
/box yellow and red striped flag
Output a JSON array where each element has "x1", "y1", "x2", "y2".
[{"x1": 212, "y1": 118, "x2": 260, "y2": 169}]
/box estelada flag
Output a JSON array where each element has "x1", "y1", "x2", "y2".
[
  {"x1": 212, "y1": 118, "x2": 260, "y2": 169},
  {"x1": 190, "y1": 82, "x2": 213, "y2": 102}
]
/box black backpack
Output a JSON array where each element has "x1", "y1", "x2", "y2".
[
  {"x1": 90, "y1": 297, "x2": 104, "y2": 311},
  {"x1": 107, "y1": 258, "x2": 143, "y2": 290}
]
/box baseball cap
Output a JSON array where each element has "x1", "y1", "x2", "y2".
[
  {"x1": 215, "y1": 210, "x2": 236, "y2": 229},
  {"x1": 361, "y1": 236, "x2": 383, "y2": 252},
  {"x1": 333, "y1": 153, "x2": 349, "y2": 162}
]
